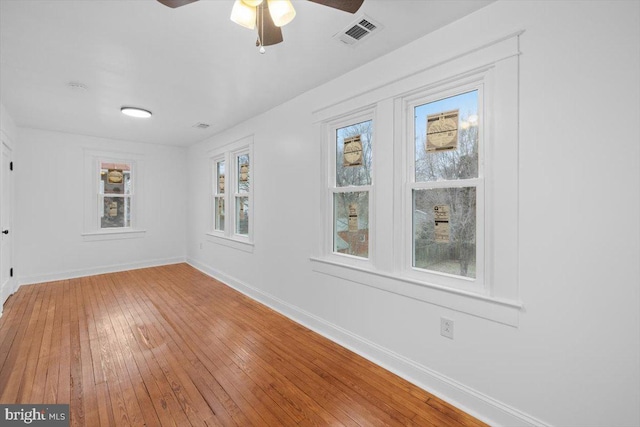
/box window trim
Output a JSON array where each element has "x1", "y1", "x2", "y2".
[
  {"x1": 206, "y1": 135, "x2": 254, "y2": 250},
  {"x1": 212, "y1": 155, "x2": 226, "y2": 233},
  {"x1": 82, "y1": 149, "x2": 145, "y2": 240},
  {"x1": 311, "y1": 32, "x2": 522, "y2": 326},
  {"x1": 321, "y1": 108, "x2": 376, "y2": 268},
  {"x1": 97, "y1": 160, "x2": 134, "y2": 230},
  {"x1": 402, "y1": 82, "x2": 486, "y2": 294}
]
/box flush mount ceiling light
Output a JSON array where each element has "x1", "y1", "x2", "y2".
[
  {"x1": 157, "y1": 0, "x2": 364, "y2": 53},
  {"x1": 121, "y1": 107, "x2": 152, "y2": 118}
]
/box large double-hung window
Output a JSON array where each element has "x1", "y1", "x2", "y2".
[
  {"x1": 407, "y1": 87, "x2": 484, "y2": 292},
  {"x1": 313, "y1": 33, "x2": 522, "y2": 325},
  {"x1": 331, "y1": 117, "x2": 373, "y2": 260}
]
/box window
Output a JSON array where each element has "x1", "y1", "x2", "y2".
[
  {"x1": 332, "y1": 118, "x2": 373, "y2": 259},
  {"x1": 407, "y1": 88, "x2": 484, "y2": 292},
  {"x1": 214, "y1": 159, "x2": 225, "y2": 231},
  {"x1": 312, "y1": 33, "x2": 521, "y2": 325},
  {"x1": 235, "y1": 152, "x2": 250, "y2": 236},
  {"x1": 321, "y1": 112, "x2": 374, "y2": 266},
  {"x1": 207, "y1": 136, "x2": 253, "y2": 250},
  {"x1": 82, "y1": 150, "x2": 145, "y2": 240},
  {"x1": 99, "y1": 161, "x2": 133, "y2": 229}
]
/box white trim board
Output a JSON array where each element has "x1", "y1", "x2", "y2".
[
  {"x1": 17, "y1": 257, "x2": 186, "y2": 287},
  {"x1": 187, "y1": 258, "x2": 550, "y2": 427},
  {"x1": 0, "y1": 277, "x2": 16, "y2": 317}
]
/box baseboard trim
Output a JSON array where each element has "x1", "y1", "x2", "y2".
[
  {"x1": 0, "y1": 277, "x2": 18, "y2": 316},
  {"x1": 17, "y1": 257, "x2": 187, "y2": 287},
  {"x1": 187, "y1": 257, "x2": 550, "y2": 427}
]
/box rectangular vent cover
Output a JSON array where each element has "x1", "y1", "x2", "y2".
[{"x1": 334, "y1": 15, "x2": 382, "y2": 46}]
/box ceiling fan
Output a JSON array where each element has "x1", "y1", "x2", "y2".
[{"x1": 157, "y1": 0, "x2": 364, "y2": 53}]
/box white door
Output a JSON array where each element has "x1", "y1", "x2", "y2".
[{"x1": 0, "y1": 140, "x2": 13, "y2": 301}]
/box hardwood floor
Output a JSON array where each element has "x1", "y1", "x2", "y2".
[{"x1": 0, "y1": 263, "x2": 487, "y2": 427}]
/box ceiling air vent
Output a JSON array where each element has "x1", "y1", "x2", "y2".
[
  {"x1": 334, "y1": 15, "x2": 382, "y2": 46},
  {"x1": 192, "y1": 122, "x2": 210, "y2": 129}
]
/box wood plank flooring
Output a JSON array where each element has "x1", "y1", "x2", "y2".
[{"x1": 0, "y1": 263, "x2": 488, "y2": 426}]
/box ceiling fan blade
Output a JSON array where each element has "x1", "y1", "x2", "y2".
[
  {"x1": 256, "y1": 2, "x2": 283, "y2": 47},
  {"x1": 307, "y1": 0, "x2": 364, "y2": 14},
  {"x1": 156, "y1": 0, "x2": 199, "y2": 8}
]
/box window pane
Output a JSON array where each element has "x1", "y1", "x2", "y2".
[
  {"x1": 235, "y1": 196, "x2": 249, "y2": 235},
  {"x1": 216, "y1": 161, "x2": 225, "y2": 195},
  {"x1": 336, "y1": 120, "x2": 372, "y2": 187},
  {"x1": 215, "y1": 197, "x2": 225, "y2": 231},
  {"x1": 101, "y1": 162, "x2": 131, "y2": 195},
  {"x1": 413, "y1": 187, "x2": 476, "y2": 278},
  {"x1": 101, "y1": 196, "x2": 131, "y2": 228},
  {"x1": 415, "y1": 91, "x2": 478, "y2": 182},
  {"x1": 237, "y1": 154, "x2": 250, "y2": 193},
  {"x1": 333, "y1": 191, "x2": 369, "y2": 258}
]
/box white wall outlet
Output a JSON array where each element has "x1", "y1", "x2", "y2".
[{"x1": 440, "y1": 317, "x2": 454, "y2": 339}]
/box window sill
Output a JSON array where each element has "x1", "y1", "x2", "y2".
[
  {"x1": 310, "y1": 257, "x2": 522, "y2": 327},
  {"x1": 206, "y1": 233, "x2": 254, "y2": 253},
  {"x1": 82, "y1": 229, "x2": 146, "y2": 241}
]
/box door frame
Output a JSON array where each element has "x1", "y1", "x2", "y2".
[{"x1": 0, "y1": 130, "x2": 15, "y2": 315}]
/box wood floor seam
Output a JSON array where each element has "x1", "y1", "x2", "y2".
[{"x1": 0, "y1": 264, "x2": 487, "y2": 427}]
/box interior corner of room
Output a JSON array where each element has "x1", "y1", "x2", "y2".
[{"x1": 0, "y1": 1, "x2": 639, "y2": 427}]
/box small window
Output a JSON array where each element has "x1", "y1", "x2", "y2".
[
  {"x1": 83, "y1": 150, "x2": 144, "y2": 240},
  {"x1": 99, "y1": 161, "x2": 133, "y2": 229},
  {"x1": 214, "y1": 160, "x2": 225, "y2": 231},
  {"x1": 235, "y1": 153, "x2": 250, "y2": 236},
  {"x1": 208, "y1": 136, "x2": 253, "y2": 248},
  {"x1": 331, "y1": 119, "x2": 373, "y2": 259}
]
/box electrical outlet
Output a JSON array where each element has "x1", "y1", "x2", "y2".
[
  {"x1": 199, "y1": 242, "x2": 203, "y2": 250},
  {"x1": 440, "y1": 317, "x2": 454, "y2": 339}
]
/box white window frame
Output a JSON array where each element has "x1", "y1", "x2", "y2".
[
  {"x1": 402, "y1": 82, "x2": 486, "y2": 294},
  {"x1": 212, "y1": 155, "x2": 226, "y2": 232},
  {"x1": 322, "y1": 109, "x2": 376, "y2": 268},
  {"x1": 206, "y1": 136, "x2": 254, "y2": 252},
  {"x1": 82, "y1": 149, "x2": 145, "y2": 241},
  {"x1": 312, "y1": 33, "x2": 522, "y2": 326}
]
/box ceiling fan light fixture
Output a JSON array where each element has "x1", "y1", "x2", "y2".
[
  {"x1": 121, "y1": 107, "x2": 152, "y2": 119},
  {"x1": 267, "y1": 0, "x2": 296, "y2": 27},
  {"x1": 231, "y1": 0, "x2": 257, "y2": 30}
]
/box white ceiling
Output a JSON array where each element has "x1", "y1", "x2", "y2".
[{"x1": 0, "y1": 0, "x2": 492, "y2": 146}]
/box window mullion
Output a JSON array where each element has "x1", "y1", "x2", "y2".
[
  {"x1": 411, "y1": 178, "x2": 481, "y2": 191},
  {"x1": 331, "y1": 185, "x2": 372, "y2": 194}
]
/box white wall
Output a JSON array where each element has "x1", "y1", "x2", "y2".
[
  {"x1": 0, "y1": 102, "x2": 19, "y2": 308},
  {"x1": 15, "y1": 128, "x2": 187, "y2": 283},
  {"x1": 186, "y1": 1, "x2": 640, "y2": 426},
  {"x1": 1, "y1": 103, "x2": 18, "y2": 143}
]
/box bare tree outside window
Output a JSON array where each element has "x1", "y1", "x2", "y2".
[
  {"x1": 336, "y1": 120, "x2": 373, "y2": 187},
  {"x1": 333, "y1": 120, "x2": 373, "y2": 258},
  {"x1": 236, "y1": 153, "x2": 250, "y2": 236},
  {"x1": 214, "y1": 160, "x2": 225, "y2": 231},
  {"x1": 412, "y1": 91, "x2": 479, "y2": 277},
  {"x1": 413, "y1": 187, "x2": 476, "y2": 277},
  {"x1": 100, "y1": 162, "x2": 132, "y2": 229}
]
